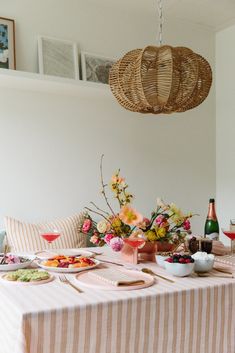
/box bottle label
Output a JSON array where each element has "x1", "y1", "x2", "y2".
[
  {"x1": 207, "y1": 217, "x2": 217, "y2": 221},
  {"x1": 207, "y1": 232, "x2": 219, "y2": 240}
]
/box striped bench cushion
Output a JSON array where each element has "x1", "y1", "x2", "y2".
[{"x1": 4, "y1": 213, "x2": 87, "y2": 252}]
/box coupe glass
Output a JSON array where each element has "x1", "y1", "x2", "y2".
[
  {"x1": 39, "y1": 228, "x2": 61, "y2": 245},
  {"x1": 222, "y1": 228, "x2": 235, "y2": 255},
  {"x1": 123, "y1": 232, "x2": 146, "y2": 249}
]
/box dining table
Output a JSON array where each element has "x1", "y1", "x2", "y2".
[{"x1": 0, "y1": 246, "x2": 234, "y2": 353}]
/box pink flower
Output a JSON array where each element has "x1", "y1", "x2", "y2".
[
  {"x1": 138, "y1": 217, "x2": 151, "y2": 230},
  {"x1": 104, "y1": 233, "x2": 114, "y2": 244},
  {"x1": 183, "y1": 220, "x2": 191, "y2": 231},
  {"x1": 156, "y1": 215, "x2": 165, "y2": 225},
  {"x1": 109, "y1": 237, "x2": 124, "y2": 252},
  {"x1": 90, "y1": 234, "x2": 100, "y2": 245},
  {"x1": 82, "y1": 219, "x2": 92, "y2": 233},
  {"x1": 143, "y1": 217, "x2": 150, "y2": 225}
]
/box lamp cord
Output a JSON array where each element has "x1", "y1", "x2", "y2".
[{"x1": 157, "y1": 0, "x2": 163, "y2": 46}]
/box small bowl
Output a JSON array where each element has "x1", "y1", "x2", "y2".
[
  {"x1": 193, "y1": 258, "x2": 214, "y2": 273},
  {"x1": 155, "y1": 255, "x2": 169, "y2": 268},
  {"x1": 165, "y1": 262, "x2": 195, "y2": 277},
  {"x1": 0, "y1": 254, "x2": 36, "y2": 272}
]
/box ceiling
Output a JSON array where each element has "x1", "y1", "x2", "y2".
[{"x1": 95, "y1": 0, "x2": 235, "y2": 31}]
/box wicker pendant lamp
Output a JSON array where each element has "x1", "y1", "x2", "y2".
[{"x1": 109, "y1": 1, "x2": 212, "y2": 114}]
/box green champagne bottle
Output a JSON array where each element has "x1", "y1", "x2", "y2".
[{"x1": 204, "y1": 198, "x2": 219, "y2": 240}]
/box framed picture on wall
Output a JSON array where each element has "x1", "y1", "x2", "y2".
[
  {"x1": 0, "y1": 17, "x2": 16, "y2": 70},
  {"x1": 38, "y1": 36, "x2": 79, "y2": 79},
  {"x1": 81, "y1": 52, "x2": 116, "y2": 84}
]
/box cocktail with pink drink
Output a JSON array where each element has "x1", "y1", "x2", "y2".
[
  {"x1": 39, "y1": 229, "x2": 61, "y2": 245},
  {"x1": 123, "y1": 238, "x2": 146, "y2": 249},
  {"x1": 121, "y1": 233, "x2": 146, "y2": 264},
  {"x1": 123, "y1": 232, "x2": 146, "y2": 249},
  {"x1": 222, "y1": 229, "x2": 235, "y2": 255}
]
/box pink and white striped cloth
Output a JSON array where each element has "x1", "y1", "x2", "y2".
[{"x1": 0, "y1": 247, "x2": 234, "y2": 353}]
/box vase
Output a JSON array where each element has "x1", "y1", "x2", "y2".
[
  {"x1": 121, "y1": 241, "x2": 158, "y2": 264},
  {"x1": 138, "y1": 241, "x2": 158, "y2": 262},
  {"x1": 156, "y1": 241, "x2": 175, "y2": 253}
]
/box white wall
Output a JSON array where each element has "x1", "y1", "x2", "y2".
[
  {"x1": 0, "y1": 0, "x2": 215, "y2": 234},
  {"x1": 216, "y1": 25, "x2": 235, "y2": 244},
  {"x1": 0, "y1": 0, "x2": 214, "y2": 75}
]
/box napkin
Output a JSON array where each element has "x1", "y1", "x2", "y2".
[
  {"x1": 212, "y1": 241, "x2": 230, "y2": 256},
  {"x1": 88, "y1": 268, "x2": 145, "y2": 287},
  {"x1": 213, "y1": 262, "x2": 234, "y2": 274}
]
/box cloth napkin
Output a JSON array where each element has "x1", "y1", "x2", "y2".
[
  {"x1": 88, "y1": 268, "x2": 145, "y2": 286},
  {"x1": 212, "y1": 240, "x2": 230, "y2": 255}
]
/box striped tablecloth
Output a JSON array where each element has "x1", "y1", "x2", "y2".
[{"x1": 0, "y1": 247, "x2": 234, "y2": 353}]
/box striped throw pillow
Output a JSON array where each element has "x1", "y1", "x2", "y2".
[{"x1": 4, "y1": 213, "x2": 87, "y2": 252}]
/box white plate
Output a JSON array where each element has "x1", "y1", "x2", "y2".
[
  {"x1": 0, "y1": 254, "x2": 36, "y2": 272},
  {"x1": 34, "y1": 249, "x2": 93, "y2": 260},
  {"x1": 0, "y1": 273, "x2": 54, "y2": 285},
  {"x1": 37, "y1": 258, "x2": 100, "y2": 273},
  {"x1": 75, "y1": 268, "x2": 155, "y2": 291}
]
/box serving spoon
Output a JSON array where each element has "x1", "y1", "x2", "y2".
[{"x1": 141, "y1": 268, "x2": 175, "y2": 283}]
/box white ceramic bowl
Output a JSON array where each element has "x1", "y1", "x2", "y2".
[
  {"x1": 165, "y1": 262, "x2": 195, "y2": 277},
  {"x1": 155, "y1": 255, "x2": 169, "y2": 268},
  {"x1": 193, "y1": 258, "x2": 214, "y2": 273},
  {"x1": 0, "y1": 254, "x2": 36, "y2": 272}
]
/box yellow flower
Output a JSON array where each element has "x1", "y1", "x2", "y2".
[
  {"x1": 157, "y1": 227, "x2": 166, "y2": 238},
  {"x1": 170, "y1": 203, "x2": 181, "y2": 215},
  {"x1": 111, "y1": 174, "x2": 126, "y2": 186},
  {"x1": 170, "y1": 203, "x2": 185, "y2": 224},
  {"x1": 110, "y1": 183, "x2": 117, "y2": 192},
  {"x1": 154, "y1": 224, "x2": 159, "y2": 232},
  {"x1": 111, "y1": 217, "x2": 122, "y2": 229},
  {"x1": 171, "y1": 215, "x2": 184, "y2": 226},
  {"x1": 146, "y1": 230, "x2": 157, "y2": 242},
  {"x1": 119, "y1": 205, "x2": 143, "y2": 226}
]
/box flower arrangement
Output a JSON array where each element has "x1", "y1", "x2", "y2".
[{"x1": 80, "y1": 156, "x2": 194, "y2": 252}]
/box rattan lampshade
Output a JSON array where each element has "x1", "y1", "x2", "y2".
[{"x1": 109, "y1": 45, "x2": 212, "y2": 114}]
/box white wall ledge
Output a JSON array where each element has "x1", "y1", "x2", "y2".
[{"x1": 0, "y1": 69, "x2": 111, "y2": 97}]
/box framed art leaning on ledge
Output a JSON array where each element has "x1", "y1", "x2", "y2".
[
  {"x1": 0, "y1": 17, "x2": 16, "y2": 69},
  {"x1": 38, "y1": 36, "x2": 79, "y2": 79},
  {"x1": 81, "y1": 51, "x2": 116, "y2": 84}
]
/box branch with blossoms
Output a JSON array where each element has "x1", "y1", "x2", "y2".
[
  {"x1": 80, "y1": 156, "x2": 143, "y2": 251},
  {"x1": 80, "y1": 157, "x2": 197, "y2": 252},
  {"x1": 100, "y1": 154, "x2": 115, "y2": 215},
  {"x1": 110, "y1": 169, "x2": 133, "y2": 207}
]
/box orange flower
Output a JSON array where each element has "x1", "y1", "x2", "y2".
[
  {"x1": 119, "y1": 205, "x2": 143, "y2": 226},
  {"x1": 111, "y1": 175, "x2": 125, "y2": 185}
]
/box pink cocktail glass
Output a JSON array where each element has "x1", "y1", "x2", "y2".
[
  {"x1": 222, "y1": 229, "x2": 235, "y2": 255},
  {"x1": 123, "y1": 238, "x2": 146, "y2": 249},
  {"x1": 121, "y1": 234, "x2": 146, "y2": 265},
  {"x1": 39, "y1": 229, "x2": 61, "y2": 245}
]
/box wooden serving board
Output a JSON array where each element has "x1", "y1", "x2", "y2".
[{"x1": 0, "y1": 273, "x2": 54, "y2": 285}]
